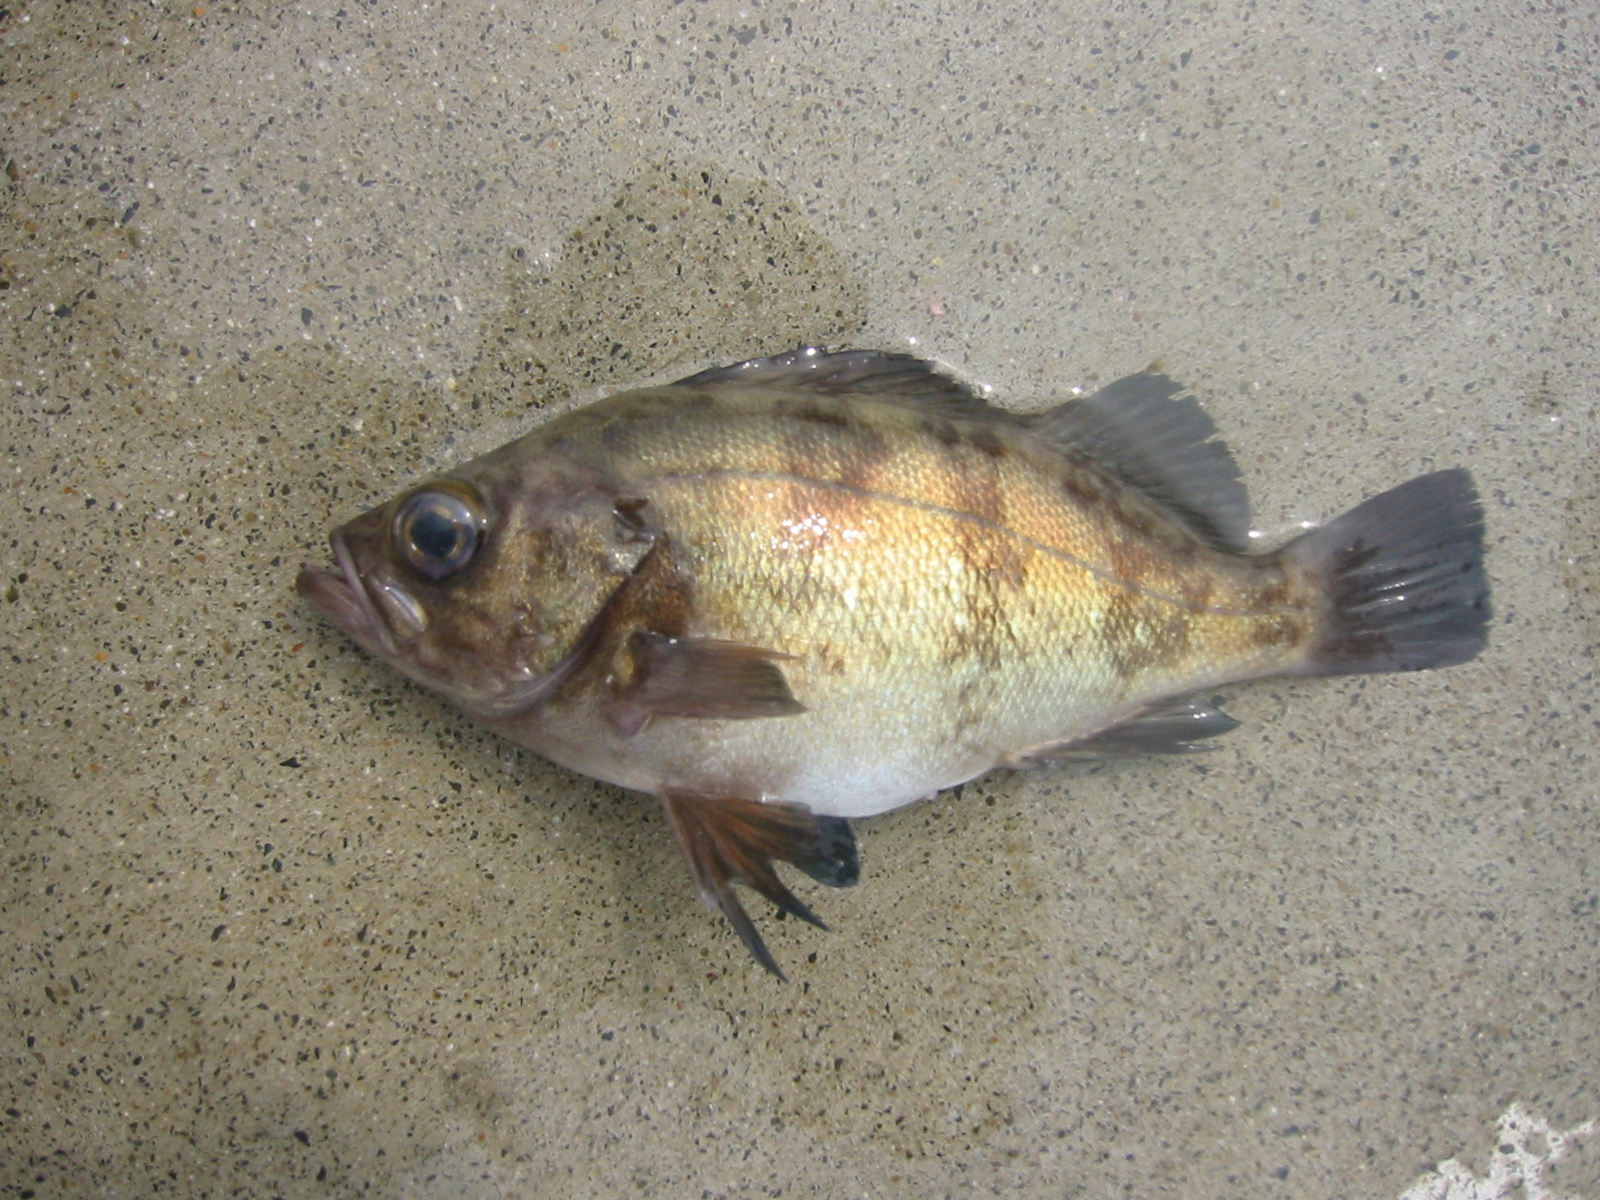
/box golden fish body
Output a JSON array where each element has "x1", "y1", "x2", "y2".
[{"x1": 299, "y1": 349, "x2": 1489, "y2": 975}]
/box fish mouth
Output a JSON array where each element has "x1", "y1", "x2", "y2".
[
  {"x1": 295, "y1": 531, "x2": 401, "y2": 659},
  {"x1": 295, "y1": 530, "x2": 605, "y2": 722}
]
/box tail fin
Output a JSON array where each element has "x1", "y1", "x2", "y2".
[{"x1": 1284, "y1": 468, "x2": 1490, "y2": 676}]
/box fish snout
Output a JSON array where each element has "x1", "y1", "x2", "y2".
[{"x1": 295, "y1": 532, "x2": 401, "y2": 658}]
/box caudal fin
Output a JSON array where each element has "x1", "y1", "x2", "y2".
[{"x1": 1284, "y1": 468, "x2": 1490, "y2": 676}]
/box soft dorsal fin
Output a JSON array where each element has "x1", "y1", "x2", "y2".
[
  {"x1": 1026, "y1": 373, "x2": 1252, "y2": 552},
  {"x1": 676, "y1": 347, "x2": 997, "y2": 421}
]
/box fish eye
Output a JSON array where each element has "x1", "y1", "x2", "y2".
[{"x1": 394, "y1": 485, "x2": 485, "y2": 580}]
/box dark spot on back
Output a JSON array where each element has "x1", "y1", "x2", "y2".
[
  {"x1": 1247, "y1": 614, "x2": 1308, "y2": 651},
  {"x1": 786, "y1": 400, "x2": 851, "y2": 430},
  {"x1": 677, "y1": 389, "x2": 721, "y2": 414},
  {"x1": 966, "y1": 427, "x2": 1005, "y2": 459},
  {"x1": 834, "y1": 422, "x2": 893, "y2": 492},
  {"x1": 1059, "y1": 468, "x2": 1105, "y2": 508},
  {"x1": 923, "y1": 417, "x2": 963, "y2": 448},
  {"x1": 1252, "y1": 571, "x2": 1292, "y2": 608}
]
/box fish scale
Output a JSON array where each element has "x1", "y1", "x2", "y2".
[{"x1": 608, "y1": 453, "x2": 1298, "y2": 816}]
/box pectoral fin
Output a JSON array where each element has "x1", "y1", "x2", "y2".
[
  {"x1": 660, "y1": 789, "x2": 858, "y2": 979},
  {"x1": 1007, "y1": 696, "x2": 1239, "y2": 767},
  {"x1": 608, "y1": 632, "x2": 806, "y2": 736}
]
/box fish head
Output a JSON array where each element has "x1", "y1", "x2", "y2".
[{"x1": 296, "y1": 437, "x2": 653, "y2": 719}]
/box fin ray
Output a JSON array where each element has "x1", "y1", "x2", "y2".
[
  {"x1": 1026, "y1": 373, "x2": 1252, "y2": 551},
  {"x1": 1285, "y1": 468, "x2": 1489, "y2": 675},
  {"x1": 609, "y1": 633, "x2": 806, "y2": 735},
  {"x1": 1008, "y1": 696, "x2": 1240, "y2": 767},
  {"x1": 660, "y1": 790, "x2": 859, "y2": 979}
]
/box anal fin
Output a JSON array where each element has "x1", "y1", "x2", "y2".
[
  {"x1": 1007, "y1": 696, "x2": 1239, "y2": 768},
  {"x1": 608, "y1": 632, "x2": 806, "y2": 736},
  {"x1": 660, "y1": 789, "x2": 858, "y2": 979}
]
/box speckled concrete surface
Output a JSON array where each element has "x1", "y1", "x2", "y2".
[{"x1": 3, "y1": 2, "x2": 1597, "y2": 1197}]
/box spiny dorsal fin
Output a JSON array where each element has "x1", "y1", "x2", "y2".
[
  {"x1": 1025, "y1": 373, "x2": 1252, "y2": 551},
  {"x1": 676, "y1": 346, "x2": 997, "y2": 421}
]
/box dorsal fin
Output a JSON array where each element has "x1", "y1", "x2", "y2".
[
  {"x1": 1026, "y1": 373, "x2": 1252, "y2": 551},
  {"x1": 676, "y1": 347, "x2": 997, "y2": 421}
]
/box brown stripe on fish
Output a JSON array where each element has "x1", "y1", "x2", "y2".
[
  {"x1": 659, "y1": 387, "x2": 723, "y2": 419},
  {"x1": 1102, "y1": 531, "x2": 1155, "y2": 604},
  {"x1": 1246, "y1": 565, "x2": 1295, "y2": 611},
  {"x1": 942, "y1": 431, "x2": 1010, "y2": 529},
  {"x1": 946, "y1": 672, "x2": 1003, "y2": 749},
  {"x1": 933, "y1": 545, "x2": 1024, "y2": 669},
  {"x1": 773, "y1": 398, "x2": 896, "y2": 497},
  {"x1": 937, "y1": 424, "x2": 1031, "y2": 670},
  {"x1": 910, "y1": 411, "x2": 1008, "y2": 460},
  {"x1": 1248, "y1": 612, "x2": 1310, "y2": 653},
  {"x1": 1056, "y1": 458, "x2": 1113, "y2": 513},
  {"x1": 920, "y1": 415, "x2": 965, "y2": 451},
  {"x1": 593, "y1": 388, "x2": 719, "y2": 451},
  {"x1": 963, "y1": 425, "x2": 1007, "y2": 460},
  {"x1": 1097, "y1": 586, "x2": 1198, "y2": 684},
  {"x1": 779, "y1": 397, "x2": 852, "y2": 432},
  {"x1": 832, "y1": 420, "x2": 896, "y2": 496},
  {"x1": 1176, "y1": 568, "x2": 1219, "y2": 618},
  {"x1": 1055, "y1": 455, "x2": 1212, "y2": 558}
]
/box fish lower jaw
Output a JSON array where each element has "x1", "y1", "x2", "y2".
[{"x1": 294, "y1": 559, "x2": 404, "y2": 660}]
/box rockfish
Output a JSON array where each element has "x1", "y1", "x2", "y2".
[{"x1": 297, "y1": 349, "x2": 1490, "y2": 976}]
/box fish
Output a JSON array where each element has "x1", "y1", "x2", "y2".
[{"x1": 296, "y1": 348, "x2": 1491, "y2": 977}]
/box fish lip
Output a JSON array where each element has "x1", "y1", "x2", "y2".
[{"x1": 296, "y1": 531, "x2": 399, "y2": 658}]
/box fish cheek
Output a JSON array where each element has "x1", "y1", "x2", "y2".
[
  {"x1": 397, "y1": 587, "x2": 522, "y2": 696},
  {"x1": 500, "y1": 514, "x2": 633, "y2": 654},
  {"x1": 416, "y1": 516, "x2": 583, "y2": 686}
]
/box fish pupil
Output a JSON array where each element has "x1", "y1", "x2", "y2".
[{"x1": 412, "y1": 508, "x2": 465, "y2": 560}]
